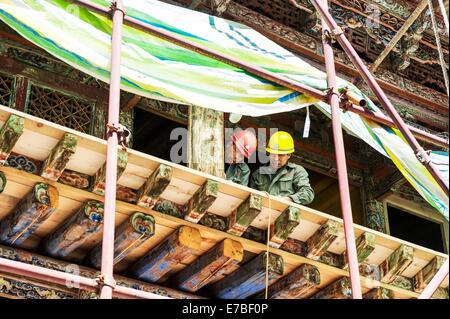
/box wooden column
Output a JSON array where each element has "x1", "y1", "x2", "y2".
[
  {"x1": 363, "y1": 287, "x2": 394, "y2": 299},
  {"x1": 310, "y1": 277, "x2": 352, "y2": 299},
  {"x1": 364, "y1": 200, "x2": 387, "y2": 233},
  {"x1": 92, "y1": 149, "x2": 128, "y2": 195},
  {"x1": 40, "y1": 133, "x2": 77, "y2": 181},
  {"x1": 88, "y1": 212, "x2": 155, "y2": 268},
  {"x1": 305, "y1": 220, "x2": 343, "y2": 260},
  {"x1": 413, "y1": 256, "x2": 446, "y2": 293},
  {"x1": 0, "y1": 114, "x2": 24, "y2": 165},
  {"x1": 227, "y1": 194, "x2": 263, "y2": 236},
  {"x1": 43, "y1": 200, "x2": 104, "y2": 258},
  {"x1": 379, "y1": 245, "x2": 414, "y2": 283},
  {"x1": 171, "y1": 238, "x2": 244, "y2": 292},
  {"x1": 269, "y1": 206, "x2": 301, "y2": 248},
  {"x1": 11, "y1": 76, "x2": 30, "y2": 112},
  {"x1": 184, "y1": 179, "x2": 218, "y2": 223},
  {"x1": 208, "y1": 252, "x2": 284, "y2": 299},
  {"x1": 0, "y1": 183, "x2": 58, "y2": 246},
  {"x1": 188, "y1": 105, "x2": 224, "y2": 178},
  {"x1": 256, "y1": 264, "x2": 320, "y2": 299},
  {"x1": 129, "y1": 226, "x2": 201, "y2": 283},
  {"x1": 136, "y1": 164, "x2": 172, "y2": 209}
]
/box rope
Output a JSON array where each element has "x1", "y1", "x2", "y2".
[
  {"x1": 192, "y1": 257, "x2": 234, "y2": 290},
  {"x1": 11, "y1": 208, "x2": 47, "y2": 245},
  {"x1": 263, "y1": 191, "x2": 272, "y2": 300},
  {"x1": 113, "y1": 232, "x2": 146, "y2": 263},
  {"x1": 427, "y1": 0, "x2": 450, "y2": 96}
]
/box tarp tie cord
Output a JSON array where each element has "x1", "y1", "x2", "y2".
[
  {"x1": 416, "y1": 150, "x2": 431, "y2": 165},
  {"x1": 96, "y1": 274, "x2": 116, "y2": 290},
  {"x1": 263, "y1": 191, "x2": 272, "y2": 300}
]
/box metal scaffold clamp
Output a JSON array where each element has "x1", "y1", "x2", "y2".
[
  {"x1": 416, "y1": 149, "x2": 431, "y2": 165},
  {"x1": 96, "y1": 274, "x2": 116, "y2": 290},
  {"x1": 110, "y1": 1, "x2": 126, "y2": 16},
  {"x1": 323, "y1": 26, "x2": 345, "y2": 43},
  {"x1": 106, "y1": 123, "x2": 131, "y2": 151}
]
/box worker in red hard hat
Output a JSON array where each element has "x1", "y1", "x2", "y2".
[{"x1": 225, "y1": 129, "x2": 257, "y2": 186}]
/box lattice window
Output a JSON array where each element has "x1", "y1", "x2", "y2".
[
  {"x1": 27, "y1": 85, "x2": 93, "y2": 133},
  {"x1": 0, "y1": 73, "x2": 13, "y2": 107}
]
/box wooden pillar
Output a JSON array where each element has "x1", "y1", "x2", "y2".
[
  {"x1": 208, "y1": 252, "x2": 284, "y2": 299},
  {"x1": 310, "y1": 277, "x2": 352, "y2": 299},
  {"x1": 43, "y1": 200, "x2": 104, "y2": 258},
  {"x1": 11, "y1": 76, "x2": 30, "y2": 112},
  {"x1": 171, "y1": 238, "x2": 244, "y2": 292},
  {"x1": 92, "y1": 149, "x2": 128, "y2": 195},
  {"x1": 0, "y1": 183, "x2": 58, "y2": 246},
  {"x1": 256, "y1": 264, "x2": 320, "y2": 299},
  {"x1": 364, "y1": 199, "x2": 387, "y2": 233},
  {"x1": 188, "y1": 105, "x2": 225, "y2": 178},
  {"x1": 136, "y1": 164, "x2": 172, "y2": 209},
  {"x1": 227, "y1": 194, "x2": 263, "y2": 236},
  {"x1": 184, "y1": 179, "x2": 219, "y2": 223},
  {"x1": 305, "y1": 220, "x2": 343, "y2": 260},
  {"x1": 269, "y1": 206, "x2": 301, "y2": 248},
  {"x1": 0, "y1": 114, "x2": 24, "y2": 165},
  {"x1": 40, "y1": 133, "x2": 77, "y2": 181},
  {"x1": 129, "y1": 226, "x2": 201, "y2": 283},
  {"x1": 363, "y1": 287, "x2": 394, "y2": 299},
  {"x1": 379, "y1": 245, "x2": 414, "y2": 283},
  {"x1": 119, "y1": 108, "x2": 134, "y2": 148},
  {"x1": 88, "y1": 212, "x2": 155, "y2": 268},
  {"x1": 413, "y1": 256, "x2": 446, "y2": 293}
]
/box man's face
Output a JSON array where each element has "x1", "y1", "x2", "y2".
[
  {"x1": 269, "y1": 153, "x2": 291, "y2": 169},
  {"x1": 225, "y1": 141, "x2": 245, "y2": 164}
]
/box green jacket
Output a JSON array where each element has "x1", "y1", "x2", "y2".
[
  {"x1": 249, "y1": 162, "x2": 314, "y2": 205},
  {"x1": 226, "y1": 162, "x2": 251, "y2": 186}
]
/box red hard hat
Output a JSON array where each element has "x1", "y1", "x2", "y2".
[{"x1": 232, "y1": 129, "x2": 257, "y2": 159}]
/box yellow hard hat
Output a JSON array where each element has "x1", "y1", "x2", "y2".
[{"x1": 266, "y1": 131, "x2": 295, "y2": 154}]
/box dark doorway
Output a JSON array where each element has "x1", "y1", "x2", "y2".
[
  {"x1": 387, "y1": 205, "x2": 445, "y2": 253},
  {"x1": 133, "y1": 107, "x2": 187, "y2": 165}
]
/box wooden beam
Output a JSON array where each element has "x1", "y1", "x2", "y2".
[
  {"x1": 171, "y1": 238, "x2": 244, "y2": 292},
  {"x1": 92, "y1": 149, "x2": 127, "y2": 195},
  {"x1": 198, "y1": 212, "x2": 229, "y2": 232},
  {"x1": 305, "y1": 220, "x2": 343, "y2": 260},
  {"x1": 129, "y1": 226, "x2": 201, "y2": 283},
  {"x1": 256, "y1": 264, "x2": 320, "y2": 299},
  {"x1": 0, "y1": 114, "x2": 24, "y2": 165},
  {"x1": 184, "y1": 179, "x2": 218, "y2": 223},
  {"x1": 0, "y1": 171, "x2": 6, "y2": 193},
  {"x1": 310, "y1": 277, "x2": 352, "y2": 299},
  {"x1": 11, "y1": 75, "x2": 29, "y2": 112},
  {"x1": 363, "y1": 287, "x2": 394, "y2": 299},
  {"x1": 369, "y1": 0, "x2": 429, "y2": 72},
  {"x1": 43, "y1": 200, "x2": 104, "y2": 258},
  {"x1": 188, "y1": 105, "x2": 225, "y2": 178},
  {"x1": 58, "y1": 169, "x2": 91, "y2": 190},
  {"x1": 121, "y1": 94, "x2": 142, "y2": 112},
  {"x1": 413, "y1": 256, "x2": 446, "y2": 293},
  {"x1": 136, "y1": 163, "x2": 172, "y2": 209},
  {"x1": 87, "y1": 212, "x2": 155, "y2": 268},
  {"x1": 208, "y1": 252, "x2": 284, "y2": 299},
  {"x1": 319, "y1": 252, "x2": 344, "y2": 268},
  {"x1": 0, "y1": 183, "x2": 58, "y2": 246},
  {"x1": 269, "y1": 206, "x2": 301, "y2": 248},
  {"x1": 280, "y1": 238, "x2": 307, "y2": 257},
  {"x1": 242, "y1": 226, "x2": 267, "y2": 244},
  {"x1": 227, "y1": 193, "x2": 263, "y2": 236},
  {"x1": 342, "y1": 232, "x2": 376, "y2": 269},
  {"x1": 379, "y1": 245, "x2": 414, "y2": 283},
  {"x1": 40, "y1": 133, "x2": 77, "y2": 181}
]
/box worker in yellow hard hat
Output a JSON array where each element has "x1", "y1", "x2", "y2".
[{"x1": 249, "y1": 131, "x2": 314, "y2": 205}]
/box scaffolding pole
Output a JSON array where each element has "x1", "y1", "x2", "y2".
[
  {"x1": 321, "y1": 0, "x2": 362, "y2": 299},
  {"x1": 418, "y1": 258, "x2": 449, "y2": 299},
  {"x1": 99, "y1": 0, "x2": 124, "y2": 299},
  {"x1": 309, "y1": 0, "x2": 449, "y2": 195}
]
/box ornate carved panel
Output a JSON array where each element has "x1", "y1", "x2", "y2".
[{"x1": 0, "y1": 73, "x2": 13, "y2": 107}]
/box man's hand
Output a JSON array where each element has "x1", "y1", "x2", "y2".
[{"x1": 281, "y1": 196, "x2": 293, "y2": 202}]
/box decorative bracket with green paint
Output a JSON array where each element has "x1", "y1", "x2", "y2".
[
  {"x1": 41, "y1": 133, "x2": 77, "y2": 181},
  {"x1": 0, "y1": 114, "x2": 24, "y2": 165}
]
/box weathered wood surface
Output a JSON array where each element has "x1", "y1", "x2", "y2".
[
  {"x1": 92, "y1": 149, "x2": 127, "y2": 195},
  {"x1": 306, "y1": 220, "x2": 343, "y2": 260},
  {"x1": 171, "y1": 238, "x2": 244, "y2": 292},
  {"x1": 208, "y1": 252, "x2": 284, "y2": 299},
  {"x1": 413, "y1": 256, "x2": 446, "y2": 293},
  {"x1": 88, "y1": 212, "x2": 155, "y2": 268},
  {"x1": 228, "y1": 194, "x2": 262, "y2": 236},
  {"x1": 280, "y1": 238, "x2": 307, "y2": 257},
  {"x1": 432, "y1": 287, "x2": 449, "y2": 299},
  {"x1": 269, "y1": 206, "x2": 301, "y2": 248},
  {"x1": 256, "y1": 264, "x2": 320, "y2": 299},
  {"x1": 342, "y1": 232, "x2": 376, "y2": 269},
  {"x1": 153, "y1": 199, "x2": 185, "y2": 219},
  {"x1": 58, "y1": 169, "x2": 90, "y2": 190},
  {"x1": 0, "y1": 183, "x2": 58, "y2": 246},
  {"x1": 188, "y1": 105, "x2": 225, "y2": 178},
  {"x1": 130, "y1": 226, "x2": 201, "y2": 283},
  {"x1": 391, "y1": 275, "x2": 414, "y2": 291},
  {"x1": 379, "y1": 245, "x2": 414, "y2": 283},
  {"x1": 40, "y1": 133, "x2": 77, "y2": 181},
  {"x1": 0, "y1": 171, "x2": 6, "y2": 193},
  {"x1": 363, "y1": 287, "x2": 394, "y2": 299},
  {"x1": 198, "y1": 212, "x2": 229, "y2": 232},
  {"x1": 319, "y1": 252, "x2": 344, "y2": 268},
  {"x1": 184, "y1": 179, "x2": 218, "y2": 223},
  {"x1": 136, "y1": 163, "x2": 172, "y2": 209},
  {"x1": 242, "y1": 226, "x2": 267, "y2": 244},
  {"x1": 0, "y1": 244, "x2": 201, "y2": 299},
  {"x1": 310, "y1": 277, "x2": 352, "y2": 299},
  {"x1": 0, "y1": 114, "x2": 24, "y2": 165},
  {"x1": 43, "y1": 200, "x2": 104, "y2": 258}
]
